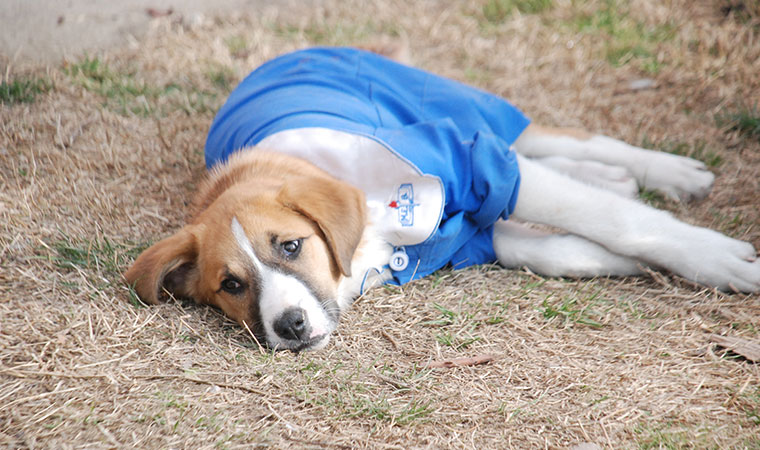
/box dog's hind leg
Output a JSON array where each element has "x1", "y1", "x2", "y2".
[
  {"x1": 509, "y1": 154, "x2": 760, "y2": 292},
  {"x1": 513, "y1": 124, "x2": 714, "y2": 201},
  {"x1": 493, "y1": 220, "x2": 644, "y2": 278}
]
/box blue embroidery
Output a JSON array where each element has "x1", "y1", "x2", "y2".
[{"x1": 396, "y1": 183, "x2": 417, "y2": 227}]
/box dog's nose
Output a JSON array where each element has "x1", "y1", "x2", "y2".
[{"x1": 273, "y1": 307, "x2": 310, "y2": 341}]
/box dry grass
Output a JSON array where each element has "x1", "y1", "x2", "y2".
[{"x1": 2, "y1": 0, "x2": 760, "y2": 448}]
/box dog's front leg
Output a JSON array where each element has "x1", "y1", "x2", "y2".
[
  {"x1": 514, "y1": 124, "x2": 715, "y2": 201},
  {"x1": 509, "y1": 154, "x2": 760, "y2": 292}
]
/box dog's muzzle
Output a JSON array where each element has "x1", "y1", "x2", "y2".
[{"x1": 272, "y1": 307, "x2": 328, "y2": 351}]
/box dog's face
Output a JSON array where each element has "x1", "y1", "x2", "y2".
[{"x1": 125, "y1": 168, "x2": 366, "y2": 352}]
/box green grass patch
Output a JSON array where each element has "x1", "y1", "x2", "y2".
[
  {"x1": 706, "y1": 207, "x2": 755, "y2": 239},
  {"x1": 273, "y1": 22, "x2": 366, "y2": 45},
  {"x1": 715, "y1": 103, "x2": 760, "y2": 143},
  {"x1": 132, "y1": 391, "x2": 192, "y2": 433},
  {"x1": 482, "y1": 0, "x2": 554, "y2": 24},
  {"x1": 224, "y1": 34, "x2": 249, "y2": 58},
  {"x1": 741, "y1": 386, "x2": 760, "y2": 426},
  {"x1": 570, "y1": 0, "x2": 676, "y2": 73},
  {"x1": 422, "y1": 303, "x2": 469, "y2": 327},
  {"x1": 635, "y1": 422, "x2": 712, "y2": 449},
  {"x1": 42, "y1": 234, "x2": 150, "y2": 287},
  {"x1": 421, "y1": 298, "x2": 516, "y2": 350},
  {"x1": 65, "y1": 56, "x2": 158, "y2": 115},
  {"x1": 423, "y1": 302, "x2": 482, "y2": 348},
  {"x1": 621, "y1": 299, "x2": 659, "y2": 321},
  {"x1": 434, "y1": 331, "x2": 481, "y2": 350},
  {"x1": 271, "y1": 18, "x2": 400, "y2": 46},
  {"x1": 538, "y1": 290, "x2": 605, "y2": 328},
  {"x1": 207, "y1": 66, "x2": 237, "y2": 91},
  {"x1": 0, "y1": 77, "x2": 51, "y2": 104},
  {"x1": 296, "y1": 363, "x2": 434, "y2": 425},
  {"x1": 50, "y1": 237, "x2": 144, "y2": 276},
  {"x1": 637, "y1": 189, "x2": 668, "y2": 208},
  {"x1": 464, "y1": 67, "x2": 492, "y2": 85},
  {"x1": 64, "y1": 55, "x2": 221, "y2": 116},
  {"x1": 345, "y1": 397, "x2": 432, "y2": 425},
  {"x1": 194, "y1": 412, "x2": 223, "y2": 433},
  {"x1": 303, "y1": 388, "x2": 433, "y2": 425}
]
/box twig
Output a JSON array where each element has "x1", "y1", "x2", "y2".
[
  {"x1": 155, "y1": 118, "x2": 172, "y2": 152},
  {"x1": 97, "y1": 423, "x2": 122, "y2": 447},
  {"x1": 380, "y1": 329, "x2": 400, "y2": 350},
  {"x1": 375, "y1": 373, "x2": 411, "y2": 391},
  {"x1": 2, "y1": 369, "x2": 271, "y2": 396},
  {"x1": 4, "y1": 386, "x2": 82, "y2": 408},
  {"x1": 133, "y1": 373, "x2": 270, "y2": 396},
  {"x1": 424, "y1": 354, "x2": 496, "y2": 369},
  {"x1": 640, "y1": 265, "x2": 673, "y2": 289},
  {"x1": 283, "y1": 434, "x2": 354, "y2": 450},
  {"x1": 243, "y1": 320, "x2": 268, "y2": 355}
]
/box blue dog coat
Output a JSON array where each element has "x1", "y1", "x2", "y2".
[{"x1": 205, "y1": 47, "x2": 530, "y2": 285}]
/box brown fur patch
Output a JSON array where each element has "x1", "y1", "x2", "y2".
[{"x1": 125, "y1": 151, "x2": 367, "y2": 330}]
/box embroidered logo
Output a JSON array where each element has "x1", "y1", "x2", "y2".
[{"x1": 388, "y1": 183, "x2": 417, "y2": 227}]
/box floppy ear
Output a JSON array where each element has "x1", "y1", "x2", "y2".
[
  {"x1": 277, "y1": 176, "x2": 367, "y2": 277},
  {"x1": 124, "y1": 226, "x2": 200, "y2": 304}
]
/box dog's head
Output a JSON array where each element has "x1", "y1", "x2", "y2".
[{"x1": 124, "y1": 154, "x2": 366, "y2": 351}]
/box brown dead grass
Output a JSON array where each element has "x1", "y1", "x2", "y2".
[{"x1": 2, "y1": 0, "x2": 760, "y2": 448}]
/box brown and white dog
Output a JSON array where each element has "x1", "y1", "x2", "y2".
[{"x1": 125, "y1": 47, "x2": 760, "y2": 352}]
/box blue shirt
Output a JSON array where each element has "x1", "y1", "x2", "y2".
[{"x1": 205, "y1": 47, "x2": 530, "y2": 284}]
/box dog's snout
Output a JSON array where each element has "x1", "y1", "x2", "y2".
[{"x1": 273, "y1": 307, "x2": 309, "y2": 341}]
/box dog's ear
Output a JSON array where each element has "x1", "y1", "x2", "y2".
[
  {"x1": 124, "y1": 225, "x2": 201, "y2": 304},
  {"x1": 278, "y1": 176, "x2": 366, "y2": 278}
]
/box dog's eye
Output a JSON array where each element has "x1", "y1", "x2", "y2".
[
  {"x1": 281, "y1": 239, "x2": 302, "y2": 257},
  {"x1": 220, "y1": 277, "x2": 244, "y2": 295}
]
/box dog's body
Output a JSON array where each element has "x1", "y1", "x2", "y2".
[{"x1": 125, "y1": 47, "x2": 760, "y2": 351}]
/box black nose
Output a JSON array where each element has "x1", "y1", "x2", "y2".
[{"x1": 273, "y1": 307, "x2": 310, "y2": 341}]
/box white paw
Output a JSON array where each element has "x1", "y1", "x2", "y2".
[
  {"x1": 588, "y1": 136, "x2": 715, "y2": 202},
  {"x1": 659, "y1": 228, "x2": 760, "y2": 292},
  {"x1": 637, "y1": 152, "x2": 715, "y2": 202}
]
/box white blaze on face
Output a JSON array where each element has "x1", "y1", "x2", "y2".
[{"x1": 231, "y1": 217, "x2": 332, "y2": 349}]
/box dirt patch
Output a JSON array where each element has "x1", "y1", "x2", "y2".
[
  {"x1": 2, "y1": 0, "x2": 759, "y2": 448},
  {"x1": 0, "y1": 0, "x2": 285, "y2": 67}
]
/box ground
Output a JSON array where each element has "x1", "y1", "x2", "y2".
[{"x1": 1, "y1": 0, "x2": 760, "y2": 448}]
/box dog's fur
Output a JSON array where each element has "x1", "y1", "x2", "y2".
[{"x1": 125, "y1": 49, "x2": 760, "y2": 352}]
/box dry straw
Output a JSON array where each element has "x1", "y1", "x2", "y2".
[{"x1": 1, "y1": 0, "x2": 759, "y2": 447}]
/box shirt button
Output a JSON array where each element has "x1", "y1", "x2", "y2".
[{"x1": 389, "y1": 251, "x2": 409, "y2": 271}]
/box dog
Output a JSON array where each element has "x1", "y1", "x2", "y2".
[{"x1": 125, "y1": 47, "x2": 760, "y2": 352}]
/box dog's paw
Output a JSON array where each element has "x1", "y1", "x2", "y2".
[
  {"x1": 664, "y1": 229, "x2": 760, "y2": 292},
  {"x1": 635, "y1": 151, "x2": 715, "y2": 202},
  {"x1": 585, "y1": 136, "x2": 715, "y2": 202}
]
